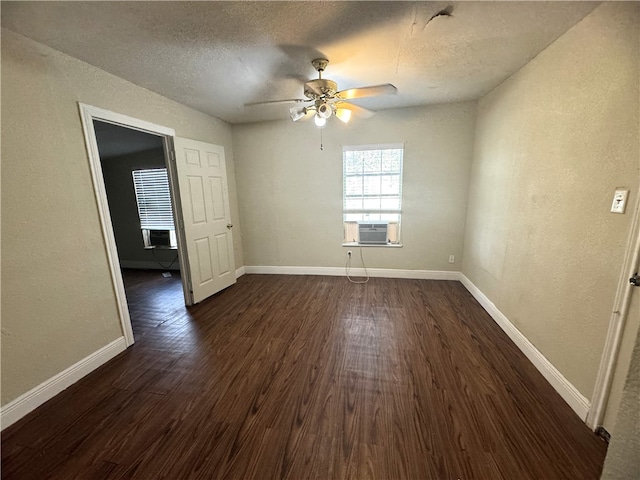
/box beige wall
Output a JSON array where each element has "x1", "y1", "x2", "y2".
[
  {"x1": 1, "y1": 29, "x2": 243, "y2": 406},
  {"x1": 233, "y1": 102, "x2": 476, "y2": 271},
  {"x1": 461, "y1": 0, "x2": 639, "y2": 425}
]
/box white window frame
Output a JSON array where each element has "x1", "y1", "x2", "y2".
[{"x1": 342, "y1": 143, "x2": 404, "y2": 246}]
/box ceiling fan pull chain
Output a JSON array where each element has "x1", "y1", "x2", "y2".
[{"x1": 320, "y1": 128, "x2": 323, "y2": 151}]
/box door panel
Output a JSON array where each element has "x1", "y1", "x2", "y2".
[
  {"x1": 174, "y1": 138, "x2": 236, "y2": 303},
  {"x1": 211, "y1": 177, "x2": 225, "y2": 219},
  {"x1": 188, "y1": 176, "x2": 207, "y2": 223},
  {"x1": 215, "y1": 233, "x2": 231, "y2": 274}
]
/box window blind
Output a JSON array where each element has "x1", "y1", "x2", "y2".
[{"x1": 132, "y1": 168, "x2": 175, "y2": 230}]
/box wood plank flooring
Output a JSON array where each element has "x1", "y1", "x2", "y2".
[
  {"x1": 120, "y1": 269, "x2": 187, "y2": 338},
  {"x1": 2, "y1": 272, "x2": 607, "y2": 479}
]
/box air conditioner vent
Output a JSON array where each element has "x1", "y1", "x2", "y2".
[
  {"x1": 358, "y1": 221, "x2": 388, "y2": 244},
  {"x1": 149, "y1": 229, "x2": 171, "y2": 247}
]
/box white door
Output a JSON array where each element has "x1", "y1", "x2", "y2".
[{"x1": 173, "y1": 138, "x2": 236, "y2": 304}]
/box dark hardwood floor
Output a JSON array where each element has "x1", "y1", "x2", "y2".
[
  {"x1": 120, "y1": 269, "x2": 187, "y2": 338},
  {"x1": 2, "y1": 272, "x2": 607, "y2": 479}
]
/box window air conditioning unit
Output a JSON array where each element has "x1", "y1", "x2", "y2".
[
  {"x1": 149, "y1": 229, "x2": 171, "y2": 247},
  {"x1": 358, "y1": 221, "x2": 388, "y2": 244}
]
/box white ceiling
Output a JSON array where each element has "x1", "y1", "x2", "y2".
[{"x1": 2, "y1": 1, "x2": 598, "y2": 124}]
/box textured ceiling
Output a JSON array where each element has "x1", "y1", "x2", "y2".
[{"x1": 2, "y1": 1, "x2": 598, "y2": 124}]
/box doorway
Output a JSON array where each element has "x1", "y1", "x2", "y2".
[
  {"x1": 93, "y1": 120, "x2": 185, "y2": 339},
  {"x1": 80, "y1": 103, "x2": 237, "y2": 346},
  {"x1": 79, "y1": 103, "x2": 191, "y2": 346}
]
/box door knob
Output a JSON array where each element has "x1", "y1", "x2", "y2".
[{"x1": 227, "y1": 223, "x2": 233, "y2": 229}]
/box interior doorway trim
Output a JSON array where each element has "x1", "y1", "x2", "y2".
[
  {"x1": 78, "y1": 103, "x2": 186, "y2": 347},
  {"x1": 587, "y1": 188, "x2": 640, "y2": 430}
]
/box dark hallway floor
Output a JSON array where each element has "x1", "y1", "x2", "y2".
[{"x1": 121, "y1": 268, "x2": 186, "y2": 338}]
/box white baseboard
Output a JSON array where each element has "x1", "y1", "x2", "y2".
[
  {"x1": 1, "y1": 337, "x2": 127, "y2": 431},
  {"x1": 459, "y1": 274, "x2": 590, "y2": 420},
  {"x1": 120, "y1": 260, "x2": 180, "y2": 271},
  {"x1": 235, "y1": 265, "x2": 246, "y2": 278},
  {"x1": 243, "y1": 265, "x2": 459, "y2": 280}
]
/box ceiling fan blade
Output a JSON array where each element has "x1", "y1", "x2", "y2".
[
  {"x1": 336, "y1": 84, "x2": 397, "y2": 100},
  {"x1": 244, "y1": 98, "x2": 312, "y2": 107},
  {"x1": 334, "y1": 101, "x2": 376, "y2": 119}
]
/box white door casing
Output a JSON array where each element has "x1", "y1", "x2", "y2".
[
  {"x1": 173, "y1": 138, "x2": 236, "y2": 303},
  {"x1": 587, "y1": 188, "x2": 640, "y2": 430},
  {"x1": 79, "y1": 103, "x2": 184, "y2": 346}
]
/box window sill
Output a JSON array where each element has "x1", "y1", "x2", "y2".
[
  {"x1": 144, "y1": 246, "x2": 178, "y2": 250},
  {"x1": 342, "y1": 243, "x2": 403, "y2": 248}
]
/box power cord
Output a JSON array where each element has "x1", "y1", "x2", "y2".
[
  {"x1": 346, "y1": 247, "x2": 369, "y2": 284},
  {"x1": 151, "y1": 248, "x2": 179, "y2": 270}
]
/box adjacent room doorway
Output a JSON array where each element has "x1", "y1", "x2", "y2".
[
  {"x1": 93, "y1": 120, "x2": 184, "y2": 339},
  {"x1": 79, "y1": 104, "x2": 236, "y2": 346}
]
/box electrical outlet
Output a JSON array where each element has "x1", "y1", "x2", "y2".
[
  {"x1": 347, "y1": 251, "x2": 352, "y2": 258},
  {"x1": 448, "y1": 255, "x2": 455, "y2": 264}
]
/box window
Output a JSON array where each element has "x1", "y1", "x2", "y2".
[
  {"x1": 343, "y1": 144, "x2": 403, "y2": 245},
  {"x1": 132, "y1": 168, "x2": 177, "y2": 248}
]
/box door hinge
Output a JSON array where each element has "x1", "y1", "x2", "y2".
[
  {"x1": 170, "y1": 150, "x2": 176, "y2": 162},
  {"x1": 630, "y1": 272, "x2": 640, "y2": 287}
]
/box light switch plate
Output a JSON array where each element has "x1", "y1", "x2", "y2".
[{"x1": 611, "y1": 189, "x2": 629, "y2": 214}]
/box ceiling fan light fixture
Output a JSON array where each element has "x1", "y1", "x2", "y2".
[
  {"x1": 314, "y1": 114, "x2": 327, "y2": 127},
  {"x1": 290, "y1": 107, "x2": 307, "y2": 122},
  {"x1": 335, "y1": 108, "x2": 352, "y2": 124},
  {"x1": 249, "y1": 59, "x2": 393, "y2": 126},
  {"x1": 317, "y1": 102, "x2": 332, "y2": 119}
]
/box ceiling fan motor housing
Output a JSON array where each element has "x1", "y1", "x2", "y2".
[{"x1": 304, "y1": 79, "x2": 338, "y2": 99}]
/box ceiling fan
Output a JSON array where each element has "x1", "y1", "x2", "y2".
[{"x1": 245, "y1": 58, "x2": 397, "y2": 127}]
